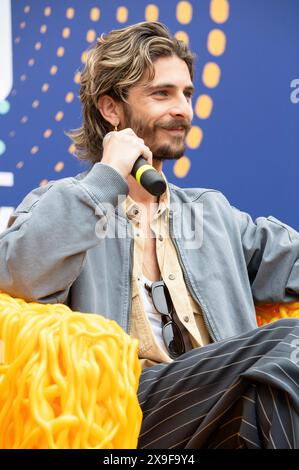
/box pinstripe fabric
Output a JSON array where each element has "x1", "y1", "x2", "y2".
[{"x1": 137, "y1": 318, "x2": 299, "y2": 449}]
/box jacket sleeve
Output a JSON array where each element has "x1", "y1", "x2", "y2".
[
  {"x1": 0, "y1": 163, "x2": 128, "y2": 303},
  {"x1": 232, "y1": 207, "x2": 299, "y2": 304}
]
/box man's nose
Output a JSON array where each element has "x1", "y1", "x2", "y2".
[{"x1": 169, "y1": 94, "x2": 193, "y2": 121}]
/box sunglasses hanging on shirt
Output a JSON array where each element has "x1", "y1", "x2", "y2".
[{"x1": 144, "y1": 280, "x2": 185, "y2": 359}]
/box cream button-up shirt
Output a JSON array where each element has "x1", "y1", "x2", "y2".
[{"x1": 123, "y1": 173, "x2": 211, "y2": 369}]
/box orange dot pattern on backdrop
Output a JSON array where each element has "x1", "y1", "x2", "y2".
[{"x1": 1, "y1": 0, "x2": 229, "y2": 201}]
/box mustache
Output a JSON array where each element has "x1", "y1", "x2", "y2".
[{"x1": 156, "y1": 120, "x2": 191, "y2": 132}]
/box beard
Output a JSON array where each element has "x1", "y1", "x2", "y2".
[{"x1": 122, "y1": 103, "x2": 191, "y2": 161}]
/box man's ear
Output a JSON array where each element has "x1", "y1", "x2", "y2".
[{"x1": 97, "y1": 95, "x2": 123, "y2": 127}]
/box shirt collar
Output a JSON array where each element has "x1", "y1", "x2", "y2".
[{"x1": 122, "y1": 170, "x2": 170, "y2": 221}]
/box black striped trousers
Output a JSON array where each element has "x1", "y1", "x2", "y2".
[{"x1": 137, "y1": 318, "x2": 299, "y2": 449}]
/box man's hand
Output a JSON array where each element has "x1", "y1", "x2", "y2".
[{"x1": 101, "y1": 128, "x2": 153, "y2": 180}]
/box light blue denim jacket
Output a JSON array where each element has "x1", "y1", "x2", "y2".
[{"x1": 1, "y1": 163, "x2": 299, "y2": 342}]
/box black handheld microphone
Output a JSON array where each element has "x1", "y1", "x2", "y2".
[{"x1": 131, "y1": 157, "x2": 167, "y2": 196}]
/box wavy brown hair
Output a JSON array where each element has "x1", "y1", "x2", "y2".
[{"x1": 66, "y1": 21, "x2": 195, "y2": 164}]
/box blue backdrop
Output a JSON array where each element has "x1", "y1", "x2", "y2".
[{"x1": 0, "y1": 0, "x2": 298, "y2": 232}]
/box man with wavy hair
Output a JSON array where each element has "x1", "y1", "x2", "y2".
[{"x1": 1, "y1": 21, "x2": 299, "y2": 448}]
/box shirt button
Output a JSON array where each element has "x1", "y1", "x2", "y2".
[
  {"x1": 168, "y1": 273, "x2": 175, "y2": 280},
  {"x1": 183, "y1": 315, "x2": 189, "y2": 323},
  {"x1": 158, "y1": 234, "x2": 163, "y2": 241},
  {"x1": 136, "y1": 232, "x2": 140, "y2": 237}
]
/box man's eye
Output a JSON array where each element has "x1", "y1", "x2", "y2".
[
  {"x1": 153, "y1": 90, "x2": 168, "y2": 96},
  {"x1": 153, "y1": 90, "x2": 193, "y2": 99}
]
